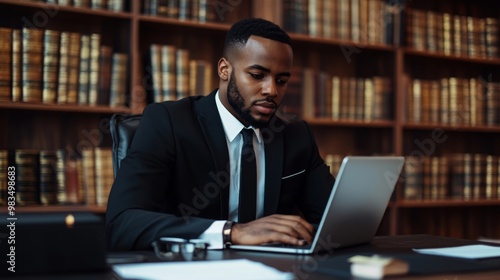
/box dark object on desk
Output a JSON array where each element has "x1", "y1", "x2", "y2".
[
  {"x1": 110, "y1": 113, "x2": 142, "y2": 177},
  {"x1": 152, "y1": 237, "x2": 210, "y2": 261},
  {"x1": 0, "y1": 212, "x2": 108, "y2": 275},
  {"x1": 314, "y1": 252, "x2": 499, "y2": 278}
]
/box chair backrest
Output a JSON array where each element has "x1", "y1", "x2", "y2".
[{"x1": 110, "y1": 113, "x2": 142, "y2": 178}]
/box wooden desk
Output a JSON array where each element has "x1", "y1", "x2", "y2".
[
  {"x1": 4, "y1": 235, "x2": 500, "y2": 279},
  {"x1": 223, "y1": 234, "x2": 500, "y2": 279}
]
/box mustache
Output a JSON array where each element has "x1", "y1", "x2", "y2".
[{"x1": 252, "y1": 97, "x2": 278, "y2": 107}]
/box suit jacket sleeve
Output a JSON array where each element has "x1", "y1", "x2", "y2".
[{"x1": 105, "y1": 103, "x2": 214, "y2": 251}]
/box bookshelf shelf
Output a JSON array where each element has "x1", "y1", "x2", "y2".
[
  {"x1": 402, "y1": 123, "x2": 500, "y2": 133},
  {"x1": 403, "y1": 48, "x2": 500, "y2": 66},
  {"x1": 394, "y1": 199, "x2": 500, "y2": 208},
  {"x1": 3, "y1": 205, "x2": 107, "y2": 214},
  {"x1": 307, "y1": 118, "x2": 394, "y2": 128},
  {"x1": 0, "y1": 102, "x2": 130, "y2": 114},
  {"x1": 289, "y1": 33, "x2": 396, "y2": 52}
]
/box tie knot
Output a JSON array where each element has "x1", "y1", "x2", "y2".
[{"x1": 241, "y1": 128, "x2": 254, "y2": 145}]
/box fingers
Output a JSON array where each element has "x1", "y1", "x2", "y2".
[
  {"x1": 263, "y1": 215, "x2": 314, "y2": 242},
  {"x1": 231, "y1": 215, "x2": 315, "y2": 246}
]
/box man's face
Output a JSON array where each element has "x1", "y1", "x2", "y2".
[{"x1": 223, "y1": 35, "x2": 293, "y2": 128}]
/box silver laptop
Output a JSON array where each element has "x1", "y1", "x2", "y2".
[{"x1": 231, "y1": 156, "x2": 405, "y2": 254}]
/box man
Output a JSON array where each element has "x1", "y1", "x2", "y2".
[{"x1": 106, "y1": 18, "x2": 335, "y2": 251}]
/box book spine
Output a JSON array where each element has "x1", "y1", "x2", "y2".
[
  {"x1": 0, "y1": 150, "x2": 8, "y2": 205},
  {"x1": 91, "y1": 0, "x2": 107, "y2": 10},
  {"x1": 108, "y1": 0, "x2": 125, "y2": 12},
  {"x1": 94, "y1": 147, "x2": 113, "y2": 206},
  {"x1": 78, "y1": 34, "x2": 91, "y2": 105},
  {"x1": 167, "y1": 0, "x2": 179, "y2": 18},
  {"x1": 88, "y1": 33, "x2": 101, "y2": 106},
  {"x1": 485, "y1": 155, "x2": 496, "y2": 198},
  {"x1": 0, "y1": 28, "x2": 12, "y2": 102},
  {"x1": 410, "y1": 79, "x2": 422, "y2": 123},
  {"x1": 301, "y1": 68, "x2": 314, "y2": 119},
  {"x1": 440, "y1": 78, "x2": 449, "y2": 124},
  {"x1": 175, "y1": 49, "x2": 189, "y2": 100},
  {"x1": 74, "y1": 0, "x2": 91, "y2": 8},
  {"x1": 463, "y1": 153, "x2": 473, "y2": 199},
  {"x1": 67, "y1": 32, "x2": 82, "y2": 104},
  {"x1": 97, "y1": 45, "x2": 112, "y2": 105},
  {"x1": 15, "y1": 149, "x2": 40, "y2": 205},
  {"x1": 421, "y1": 80, "x2": 430, "y2": 123},
  {"x1": 55, "y1": 150, "x2": 67, "y2": 204},
  {"x1": 150, "y1": 44, "x2": 163, "y2": 102},
  {"x1": 448, "y1": 77, "x2": 459, "y2": 124},
  {"x1": 425, "y1": 11, "x2": 436, "y2": 51},
  {"x1": 57, "y1": 32, "x2": 70, "y2": 104},
  {"x1": 404, "y1": 156, "x2": 423, "y2": 200},
  {"x1": 485, "y1": 18, "x2": 499, "y2": 58},
  {"x1": 280, "y1": 65, "x2": 302, "y2": 118},
  {"x1": 42, "y1": 30, "x2": 60, "y2": 104},
  {"x1": 450, "y1": 154, "x2": 464, "y2": 198},
  {"x1": 64, "y1": 158, "x2": 80, "y2": 204},
  {"x1": 22, "y1": 28, "x2": 44, "y2": 103},
  {"x1": 331, "y1": 76, "x2": 341, "y2": 120},
  {"x1": 82, "y1": 148, "x2": 96, "y2": 205},
  {"x1": 12, "y1": 29, "x2": 22, "y2": 102},
  {"x1": 39, "y1": 150, "x2": 58, "y2": 205},
  {"x1": 178, "y1": 0, "x2": 191, "y2": 20},
  {"x1": 109, "y1": 53, "x2": 128, "y2": 107},
  {"x1": 161, "y1": 45, "x2": 177, "y2": 101}
]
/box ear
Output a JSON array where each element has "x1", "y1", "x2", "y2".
[{"x1": 218, "y1": 57, "x2": 230, "y2": 81}]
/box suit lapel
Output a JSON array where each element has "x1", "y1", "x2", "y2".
[
  {"x1": 263, "y1": 118, "x2": 284, "y2": 216},
  {"x1": 194, "y1": 90, "x2": 230, "y2": 219}
]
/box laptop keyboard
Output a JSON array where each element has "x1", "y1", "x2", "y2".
[{"x1": 261, "y1": 242, "x2": 312, "y2": 249}]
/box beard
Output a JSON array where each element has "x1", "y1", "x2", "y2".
[{"x1": 226, "y1": 71, "x2": 274, "y2": 128}]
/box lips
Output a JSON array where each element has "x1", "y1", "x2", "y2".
[{"x1": 254, "y1": 101, "x2": 276, "y2": 115}]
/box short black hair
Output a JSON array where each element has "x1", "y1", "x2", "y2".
[{"x1": 223, "y1": 18, "x2": 291, "y2": 57}]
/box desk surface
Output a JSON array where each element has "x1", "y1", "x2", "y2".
[{"x1": 5, "y1": 234, "x2": 500, "y2": 279}]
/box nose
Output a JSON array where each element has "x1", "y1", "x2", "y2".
[{"x1": 262, "y1": 78, "x2": 278, "y2": 97}]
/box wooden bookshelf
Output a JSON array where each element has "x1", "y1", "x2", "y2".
[{"x1": 0, "y1": 0, "x2": 499, "y2": 241}]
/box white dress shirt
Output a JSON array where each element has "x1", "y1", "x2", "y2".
[{"x1": 198, "y1": 90, "x2": 266, "y2": 249}]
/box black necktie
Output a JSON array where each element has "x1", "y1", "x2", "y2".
[{"x1": 239, "y1": 128, "x2": 257, "y2": 223}]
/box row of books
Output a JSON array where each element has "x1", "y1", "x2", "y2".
[
  {"x1": 404, "y1": 154, "x2": 500, "y2": 200},
  {"x1": 148, "y1": 44, "x2": 213, "y2": 102},
  {"x1": 0, "y1": 148, "x2": 113, "y2": 207},
  {"x1": 143, "y1": 0, "x2": 219, "y2": 23},
  {"x1": 405, "y1": 77, "x2": 500, "y2": 126},
  {"x1": 407, "y1": 9, "x2": 499, "y2": 58},
  {"x1": 288, "y1": 68, "x2": 392, "y2": 121},
  {"x1": 0, "y1": 27, "x2": 128, "y2": 107},
  {"x1": 283, "y1": 0, "x2": 400, "y2": 45},
  {"x1": 37, "y1": 0, "x2": 126, "y2": 12}
]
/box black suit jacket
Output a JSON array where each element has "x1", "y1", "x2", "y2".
[{"x1": 106, "y1": 90, "x2": 335, "y2": 251}]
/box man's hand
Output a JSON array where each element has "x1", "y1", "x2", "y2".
[{"x1": 230, "y1": 215, "x2": 314, "y2": 246}]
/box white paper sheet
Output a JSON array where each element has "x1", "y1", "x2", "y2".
[
  {"x1": 113, "y1": 259, "x2": 294, "y2": 280},
  {"x1": 413, "y1": 244, "x2": 500, "y2": 259}
]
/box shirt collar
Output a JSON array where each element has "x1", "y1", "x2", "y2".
[{"x1": 215, "y1": 90, "x2": 263, "y2": 143}]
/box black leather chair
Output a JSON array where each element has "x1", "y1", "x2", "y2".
[{"x1": 110, "y1": 113, "x2": 142, "y2": 178}]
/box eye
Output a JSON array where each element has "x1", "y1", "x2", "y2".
[
  {"x1": 249, "y1": 73, "x2": 264, "y2": 80},
  {"x1": 276, "y1": 78, "x2": 288, "y2": 86}
]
